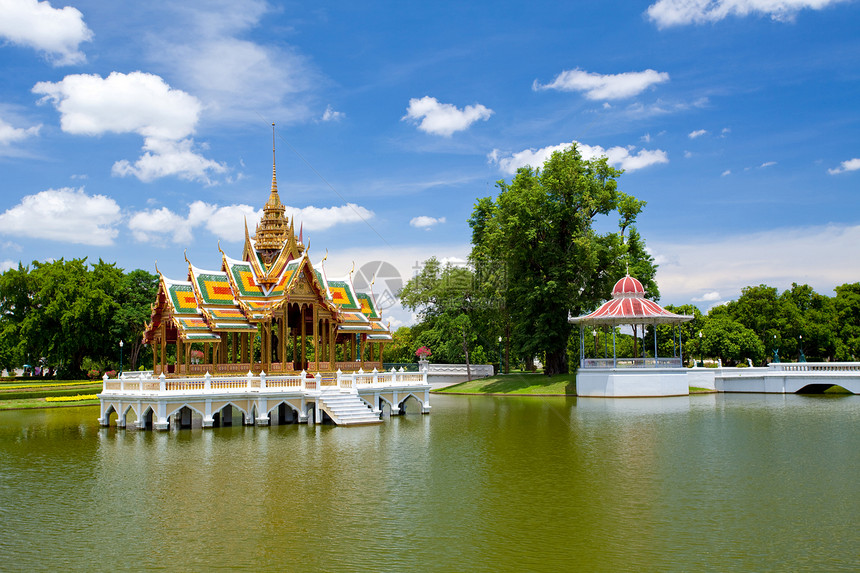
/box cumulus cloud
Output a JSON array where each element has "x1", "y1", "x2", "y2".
[
  {"x1": 722, "y1": 169, "x2": 731, "y2": 176},
  {"x1": 321, "y1": 105, "x2": 344, "y2": 122},
  {"x1": 129, "y1": 200, "x2": 373, "y2": 245},
  {"x1": 0, "y1": 260, "x2": 17, "y2": 272},
  {"x1": 33, "y1": 71, "x2": 200, "y2": 139},
  {"x1": 646, "y1": 0, "x2": 849, "y2": 27},
  {"x1": 112, "y1": 138, "x2": 227, "y2": 184},
  {"x1": 0, "y1": 187, "x2": 120, "y2": 246},
  {"x1": 410, "y1": 216, "x2": 446, "y2": 229},
  {"x1": 33, "y1": 71, "x2": 226, "y2": 183},
  {"x1": 534, "y1": 68, "x2": 670, "y2": 100},
  {"x1": 402, "y1": 96, "x2": 493, "y2": 137},
  {"x1": 130, "y1": 201, "x2": 261, "y2": 245},
  {"x1": 0, "y1": 116, "x2": 40, "y2": 146},
  {"x1": 0, "y1": 0, "x2": 93, "y2": 65},
  {"x1": 693, "y1": 291, "x2": 722, "y2": 302},
  {"x1": 689, "y1": 129, "x2": 707, "y2": 139},
  {"x1": 489, "y1": 141, "x2": 668, "y2": 175},
  {"x1": 828, "y1": 158, "x2": 860, "y2": 174}
]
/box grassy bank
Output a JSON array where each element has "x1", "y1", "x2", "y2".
[
  {"x1": 435, "y1": 372, "x2": 576, "y2": 395},
  {"x1": 0, "y1": 380, "x2": 101, "y2": 411}
]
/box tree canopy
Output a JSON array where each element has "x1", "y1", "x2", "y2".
[
  {"x1": 0, "y1": 259, "x2": 158, "y2": 378},
  {"x1": 468, "y1": 145, "x2": 656, "y2": 374}
]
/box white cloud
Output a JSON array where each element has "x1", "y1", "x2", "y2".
[
  {"x1": 688, "y1": 129, "x2": 707, "y2": 139},
  {"x1": 112, "y1": 138, "x2": 227, "y2": 184},
  {"x1": 721, "y1": 127, "x2": 731, "y2": 137},
  {"x1": 0, "y1": 0, "x2": 92, "y2": 65},
  {"x1": 641, "y1": 133, "x2": 652, "y2": 143},
  {"x1": 33, "y1": 71, "x2": 226, "y2": 183},
  {"x1": 828, "y1": 158, "x2": 860, "y2": 174},
  {"x1": 147, "y1": 1, "x2": 316, "y2": 123},
  {"x1": 129, "y1": 200, "x2": 373, "y2": 245},
  {"x1": 721, "y1": 169, "x2": 731, "y2": 176},
  {"x1": 646, "y1": 0, "x2": 848, "y2": 27},
  {"x1": 285, "y1": 203, "x2": 374, "y2": 231},
  {"x1": 693, "y1": 291, "x2": 722, "y2": 302},
  {"x1": 0, "y1": 187, "x2": 120, "y2": 246},
  {"x1": 0, "y1": 116, "x2": 41, "y2": 145},
  {"x1": 651, "y1": 223, "x2": 860, "y2": 307},
  {"x1": 130, "y1": 201, "x2": 261, "y2": 245},
  {"x1": 128, "y1": 206, "x2": 192, "y2": 245},
  {"x1": 402, "y1": 96, "x2": 493, "y2": 137},
  {"x1": 410, "y1": 216, "x2": 446, "y2": 229},
  {"x1": 33, "y1": 71, "x2": 201, "y2": 139},
  {"x1": 321, "y1": 105, "x2": 344, "y2": 122},
  {"x1": 760, "y1": 161, "x2": 777, "y2": 168},
  {"x1": 0, "y1": 260, "x2": 16, "y2": 272},
  {"x1": 684, "y1": 150, "x2": 693, "y2": 158},
  {"x1": 534, "y1": 68, "x2": 670, "y2": 100},
  {"x1": 489, "y1": 141, "x2": 668, "y2": 175}
]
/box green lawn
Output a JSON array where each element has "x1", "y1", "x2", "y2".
[
  {"x1": 435, "y1": 372, "x2": 576, "y2": 395},
  {"x1": 0, "y1": 379, "x2": 102, "y2": 410}
]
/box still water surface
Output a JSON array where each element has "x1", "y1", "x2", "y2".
[{"x1": 0, "y1": 394, "x2": 857, "y2": 571}]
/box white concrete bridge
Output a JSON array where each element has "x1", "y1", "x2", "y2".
[{"x1": 714, "y1": 362, "x2": 860, "y2": 394}]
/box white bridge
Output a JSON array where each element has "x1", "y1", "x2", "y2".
[
  {"x1": 714, "y1": 362, "x2": 860, "y2": 394},
  {"x1": 98, "y1": 368, "x2": 431, "y2": 430}
]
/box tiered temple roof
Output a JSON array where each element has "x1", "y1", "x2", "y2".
[{"x1": 143, "y1": 129, "x2": 390, "y2": 375}]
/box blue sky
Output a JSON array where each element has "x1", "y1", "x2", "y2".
[{"x1": 0, "y1": 0, "x2": 858, "y2": 327}]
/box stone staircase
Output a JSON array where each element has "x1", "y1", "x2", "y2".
[{"x1": 319, "y1": 392, "x2": 381, "y2": 425}]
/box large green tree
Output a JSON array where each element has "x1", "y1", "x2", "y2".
[
  {"x1": 469, "y1": 145, "x2": 656, "y2": 375},
  {"x1": 0, "y1": 260, "x2": 159, "y2": 378},
  {"x1": 834, "y1": 283, "x2": 860, "y2": 360}
]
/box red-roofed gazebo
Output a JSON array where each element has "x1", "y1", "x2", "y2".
[{"x1": 569, "y1": 273, "x2": 694, "y2": 369}]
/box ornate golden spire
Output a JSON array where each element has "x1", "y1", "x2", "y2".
[{"x1": 254, "y1": 123, "x2": 289, "y2": 257}]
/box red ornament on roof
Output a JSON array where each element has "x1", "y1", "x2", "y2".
[
  {"x1": 570, "y1": 272, "x2": 693, "y2": 326},
  {"x1": 611, "y1": 274, "x2": 645, "y2": 298}
]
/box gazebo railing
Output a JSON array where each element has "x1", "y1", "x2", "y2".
[{"x1": 582, "y1": 357, "x2": 683, "y2": 369}]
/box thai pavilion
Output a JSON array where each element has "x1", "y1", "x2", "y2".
[
  {"x1": 569, "y1": 273, "x2": 694, "y2": 397},
  {"x1": 142, "y1": 146, "x2": 392, "y2": 378}
]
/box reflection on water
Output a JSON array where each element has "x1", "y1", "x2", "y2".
[{"x1": 0, "y1": 395, "x2": 858, "y2": 571}]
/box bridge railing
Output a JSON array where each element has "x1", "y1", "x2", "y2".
[
  {"x1": 101, "y1": 367, "x2": 429, "y2": 395},
  {"x1": 769, "y1": 362, "x2": 860, "y2": 372},
  {"x1": 582, "y1": 357, "x2": 683, "y2": 369}
]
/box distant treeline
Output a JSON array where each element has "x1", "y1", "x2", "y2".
[{"x1": 0, "y1": 259, "x2": 158, "y2": 378}]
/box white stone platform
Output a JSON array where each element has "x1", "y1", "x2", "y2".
[
  {"x1": 576, "y1": 367, "x2": 690, "y2": 397},
  {"x1": 98, "y1": 368, "x2": 431, "y2": 430}
]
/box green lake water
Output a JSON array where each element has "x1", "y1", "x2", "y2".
[{"x1": 0, "y1": 393, "x2": 857, "y2": 571}]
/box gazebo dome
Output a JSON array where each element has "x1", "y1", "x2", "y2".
[{"x1": 612, "y1": 274, "x2": 645, "y2": 298}]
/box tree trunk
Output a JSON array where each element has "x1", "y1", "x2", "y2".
[
  {"x1": 461, "y1": 329, "x2": 472, "y2": 382},
  {"x1": 545, "y1": 348, "x2": 567, "y2": 376}
]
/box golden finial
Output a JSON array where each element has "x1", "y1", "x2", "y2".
[
  {"x1": 184, "y1": 249, "x2": 190, "y2": 265},
  {"x1": 154, "y1": 260, "x2": 160, "y2": 275},
  {"x1": 349, "y1": 261, "x2": 355, "y2": 276},
  {"x1": 271, "y1": 123, "x2": 277, "y2": 190},
  {"x1": 322, "y1": 249, "x2": 328, "y2": 263}
]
